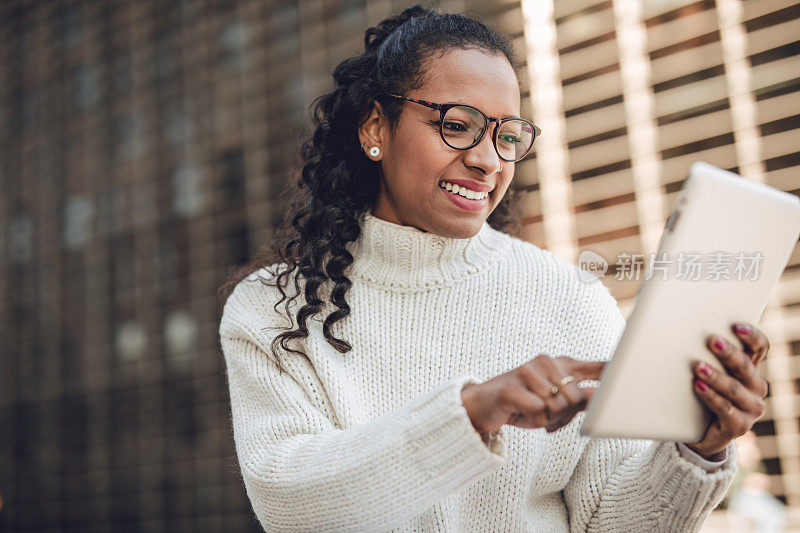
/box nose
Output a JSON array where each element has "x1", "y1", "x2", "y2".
[{"x1": 462, "y1": 121, "x2": 503, "y2": 175}]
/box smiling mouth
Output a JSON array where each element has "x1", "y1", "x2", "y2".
[{"x1": 438, "y1": 180, "x2": 491, "y2": 200}]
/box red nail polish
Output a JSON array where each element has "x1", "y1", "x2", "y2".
[
  {"x1": 699, "y1": 363, "x2": 712, "y2": 377},
  {"x1": 734, "y1": 323, "x2": 752, "y2": 335},
  {"x1": 695, "y1": 379, "x2": 708, "y2": 392},
  {"x1": 713, "y1": 338, "x2": 726, "y2": 351}
]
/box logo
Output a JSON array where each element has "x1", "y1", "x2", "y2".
[{"x1": 577, "y1": 249, "x2": 608, "y2": 283}]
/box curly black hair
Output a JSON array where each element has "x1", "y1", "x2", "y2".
[{"x1": 218, "y1": 4, "x2": 525, "y2": 373}]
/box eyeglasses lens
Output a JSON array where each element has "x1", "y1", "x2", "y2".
[
  {"x1": 442, "y1": 106, "x2": 534, "y2": 161},
  {"x1": 497, "y1": 120, "x2": 534, "y2": 161},
  {"x1": 441, "y1": 106, "x2": 484, "y2": 148}
]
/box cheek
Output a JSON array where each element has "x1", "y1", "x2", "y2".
[
  {"x1": 393, "y1": 133, "x2": 451, "y2": 177},
  {"x1": 494, "y1": 173, "x2": 514, "y2": 197}
]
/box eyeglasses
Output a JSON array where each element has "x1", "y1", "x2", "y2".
[{"x1": 385, "y1": 93, "x2": 540, "y2": 162}]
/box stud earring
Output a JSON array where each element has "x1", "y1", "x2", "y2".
[{"x1": 369, "y1": 146, "x2": 381, "y2": 157}]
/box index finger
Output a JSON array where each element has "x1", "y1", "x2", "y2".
[{"x1": 555, "y1": 357, "x2": 606, "y2": 381}]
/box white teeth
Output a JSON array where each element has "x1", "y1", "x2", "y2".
[{"x1": 439, "y1": 180, "x2": 488, "y2": 200}]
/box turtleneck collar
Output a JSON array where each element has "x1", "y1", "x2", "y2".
[{"x1": 346, "y1": 211, "x2": 510, "y2": 291}]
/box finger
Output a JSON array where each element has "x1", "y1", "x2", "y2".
[
  {"x1": 731, "y1": 322, "x2": 770, "y2": 366},
  {"x1": 694, "y1": 360, "x2": 766, "y2": 417},
  {"x1": 559, "y1": 358, "x2": 606, "y2": 382},
  {"x1": 707, "y1": 335, "x2": 768, "y2": 399},
  {"x1": 546, "y1": 357, "x2": 588, "y2": 408},
  {"x1": 519, "y1": 358, "x2": 570, "y2": 418},
  {"x1": 546, "y1": 386, "x2": 598, "y2": 432},
  {"x1": 537, "y1": 356, "x2": 581, "y2": 418},
  {"x1": 707, "y1": 335, "x2": 759, "y2": 387},
  {"x1": 693, "y1": 378, "x2": 749, "y2": 438},
  {"x1": 502, "y1": 383, "x2": 548, "y2": 429}
]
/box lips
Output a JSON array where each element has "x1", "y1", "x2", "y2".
[{"x1": 440, "y1": 183, "x2": 489, "y2": 212}]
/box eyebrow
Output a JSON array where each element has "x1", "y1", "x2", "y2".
[{"x1": 452, "y1": 100, "x2": 521, "y2": 119}]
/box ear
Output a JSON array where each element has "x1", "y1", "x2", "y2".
[{"x1": 358, "y1": 100, "x2": 388, "y2": 157}]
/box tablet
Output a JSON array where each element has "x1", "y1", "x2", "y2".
[{"x1": 579, "y1": 162, "x2": 800, "y2": 442}]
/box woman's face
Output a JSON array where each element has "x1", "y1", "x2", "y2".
[{"x1": 359, "y1": 48, "x2": 521, "y2": 239}]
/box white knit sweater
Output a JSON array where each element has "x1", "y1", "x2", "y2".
[{"x1": 219, "y1": 212, "x2": 738, "y2": 532}]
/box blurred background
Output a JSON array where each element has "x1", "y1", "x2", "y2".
[{"x1": 0, "y1": 0, "x2": 798, "y2": 531}]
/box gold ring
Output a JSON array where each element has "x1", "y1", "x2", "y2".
[
  {"x1": 726, "y1": 405, "x2": 735, "y2": 417},
  {"x1": 560, "y1": 375, "x2": 575, "y2": 386},
  {"x1": 549, "y1": 385, "x2": 560, "y2": 396}
]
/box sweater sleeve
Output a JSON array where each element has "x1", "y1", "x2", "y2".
[
  {"x1": 563, "y1": 434, "x2": 738, "y2": 532},
  {"x1": 562, "y1": 283, "x2": 739, "y2": 532},
  {"x1": 676, "y1": 441, "x2": 728, "y2": 472},
  {"x1": 219, "y1": 278, "x2": 507, "y2": 532}
]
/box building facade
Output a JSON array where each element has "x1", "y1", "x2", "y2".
[{"x1": 1, "y1": 0, "x2": 798, "y2": 530}]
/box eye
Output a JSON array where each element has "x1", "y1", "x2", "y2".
[
  {"x1": 499, "y1": 133, "x2": 520, "y2": 144},
  {"x1": 442, "y1": 121, "x2": 468, "y2": 133}
]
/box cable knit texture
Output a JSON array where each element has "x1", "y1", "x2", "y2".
[{"x1": 218, "y1": 212, "x2": 738, "y2": 532}]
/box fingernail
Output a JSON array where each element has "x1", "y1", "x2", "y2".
[
  {"x1": 713, "y1": 337, "x2": 727, "y2": 351},
  {"x1": 699, "y1": 362, "x2": 712, "y2": 377},
  {"x1": 734, "y1": 323, "x2": 752, "y2": 335},
  {"x1": 695, "y1": 379, "x2": 708, "y2": 392}
]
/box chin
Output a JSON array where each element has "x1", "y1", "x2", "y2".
[{"x1": 434, "y1": 218, "x2": 484, "y2": 239}]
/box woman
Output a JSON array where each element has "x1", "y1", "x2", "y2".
[{"x1": 218, "y1": 5, "x2": 771, "y2": 531}]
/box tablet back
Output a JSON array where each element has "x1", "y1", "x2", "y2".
[{"x1": 580, "y1": 162, "x2": 800, "y2": 442}]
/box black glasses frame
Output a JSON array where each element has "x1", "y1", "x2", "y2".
[{"x1": 385, "y1": 93, "x2": 541, "y2": 162}]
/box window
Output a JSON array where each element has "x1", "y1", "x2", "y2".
[
  {"x1": 96, "y1": 183, "x2": 127, "y2": 236},
  {"x1": 114, "y1": 112, "x2": 144, "y2": 159},
  {"x1": 156, "y1": 235, "x2": 180, "y2": 298},
  {"x1": 112, "y1": 47, "x2": 134, "y2": 95},
  {"x1": 164, "y1": 310, "x2": 198, "y2": 364},
  {"x1": 111, "y1": 235, "x2": 136, "y2": 306},
  {"x1": 72, "y1": 63, "x2": 100, "y2": 109},
  {"x1": 63, "y1": 194, "x2": 94, "y2": 250},
  {"x1": 220, "y1": 20, "x2": 248, "y2": 71},
  {"x1": 171, "y1": 162, "x2": 204, "y2": 217},
  {"x1": 223, "y1": 222, "x2": 250, "y2": 268},
  {"x1": 9, "y1": 214, "x2": 33, "y2": 263},
  {"x1": 154, "y1": 33, "x2": 177, "y2": 86},
  {"x1": 165, "y1": 100, "x2": 192, "y2": 147},
  {"x1": 219, "y1": 148, "x2": 246, "y2": 210},
  {"x1": 57, "y1": 4, "x2": 84, "y2": 49},
  {"x1": 115, "y1": 320, "x2": 147, "y2": 363}
]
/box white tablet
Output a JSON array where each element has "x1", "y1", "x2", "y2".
[{"x1": 579, "y1": 162, "x2": 800, "y2": 442}]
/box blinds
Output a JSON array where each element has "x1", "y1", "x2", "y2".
[{"x1": 498, "y1": 0, "x2": 800, "y2": 509}]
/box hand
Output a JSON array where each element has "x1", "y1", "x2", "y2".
[
  {"x1": 683, "y1": 322, "x2": 770, "y2": 460},
  {"x1": 461, "y1": 354, "x2": 606, "y2": 436}
]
